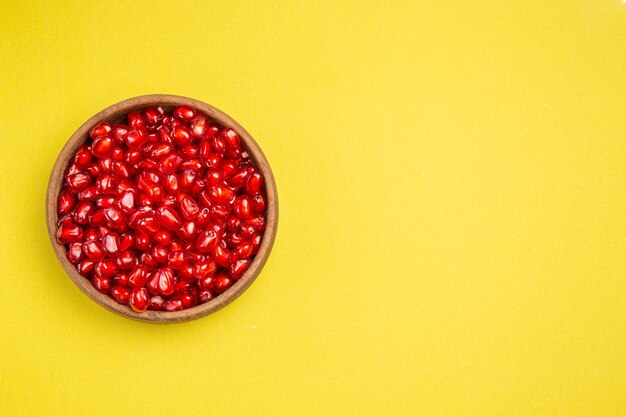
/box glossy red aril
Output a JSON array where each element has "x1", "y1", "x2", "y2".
[
  {"x1": 130, "y1": 287, "x2": 150, "y2": 312},
  {"x1": 150, "y1": 295, "x2": 166, "y2": 311},
  {"x1": 102, "y1": 233, "x2": 120, "y2": 255},
  {"x1": 78, "y1": 259, "x2": 95, "y2": 276},
  {"x1": 213, "y1": 273, "x2": 233, "y2": 293},
  {"x1": 172, "y1": 126, "x2": 193, "y2": 145},
  {"x1": 57, "y1": 106, "x2": 268, "y2": 312},
  {"x1": 246, "y1": 171, "x2": 264, "y2": 195},
  {"x1": 91, "y1": 136, "x2": 115, "y2": 158},
  {"x1": 111, "y1": 286, "x2": 130, "y2": 304},
  {"x1": 179, "y1": 195, "x2": 200, "y2": 219},
  {"x1": 57, "y1": 223, "x2": 84, "y2": 244},
  {"x1": 104, "y1": 207, "x2": 126, "y2": 230},
  {"x1": 58, "y1": 190, "x2": 76, "y2": 215},
  {"x1": 193, "y1": 259, "x2": 217, "y2": 279},
  {"x1": 173, "y1": 106, "x2": 196, "y2": 122},
  {"x1": 155, "y1": 268, "x2": 175, "y2": 295},
  {"x1": 83, "y1": 240, "x2": 105, "y2": 261},
  {"x1": 196, "y1": 228, "x2": 219, "y2": 253},
  {"x1": 116, "y1": 249, "x2": 137, "y2": 269},
  {"x1": 230, "y1": 258, "x2": 250, "y2": 279},
  {"x1": 68, "y1": 242, "x2": 84, "y2": 264},
  {"x1": 74, "y1": 146, "x2": 92, "y2": 167},
  {"x1": 209, "y1": 183, "x2": 235, "y2": 205},
  {"x1": 94, "y1": 259, "x2": 119, "y2": 278},
  {"x1": 190, "y1": 115, "x2": 209, "y2": 138},
  {"x1": 92, "y1": 276, "x2": 112, "y2": 293},
  {"x1": 89, "y1": 122, "x2": 112, "y2": 139},
  {"x1": 66, "y1": 172, "x2": 91, "y2": 193},
  {"x1": 156, "y1": 206, "x2": 182, "y2": 230},
  {"x1": 128, "y1": 265, "x2": 148, "y2": 288},
  {"x1": 233, "y1": 195, "x2": 253, "y2": 219}
]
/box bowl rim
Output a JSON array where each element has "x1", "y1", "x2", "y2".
[{"x1": 46, "y1": 94, "x2": 278, "y2": 323}]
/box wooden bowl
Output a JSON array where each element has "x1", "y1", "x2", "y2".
[{"x1": 46, "y1": 95, "x2": 278, "y2": 323}]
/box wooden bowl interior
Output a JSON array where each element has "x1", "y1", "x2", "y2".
[{"x1": 46, "y1": 95, "x2": 278, "y2": 323}]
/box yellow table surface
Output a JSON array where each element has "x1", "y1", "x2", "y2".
[{"x1": 1, "y1": 1, "x2": 624, "y2": 416}]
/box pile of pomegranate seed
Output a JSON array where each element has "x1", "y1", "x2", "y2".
[{"x1": 56, "y1": 106, "x2": 267, "y2": 312}]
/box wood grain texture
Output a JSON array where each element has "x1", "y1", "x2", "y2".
[{"x1": 46, "y1": 95, "x2": 278, "y2": 323}]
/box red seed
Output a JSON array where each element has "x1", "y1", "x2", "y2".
[
  {"x1": 102, "y1": 232, "x2": 121, "y2": 255},
  {"x1": 156, "y1": 206, "x2": 182, "y2": 230},
  {"x1": 173, "y1": 106, "x2": 196, "y2": 122},
  {"x1": 89, "y1": 122, "x2": 112, "y2": 139},
  {"x1": 94, "y1": 259, "x2": 119, "y2": 278},
  {"x1": 128, "y1": 265, "x2": 148, "y2": 288},
  {"x1": 193, "y1": 259, "x2": 217, "y2": 279},
  {"x1": 111, "y1": 286, "x2": 130, "y2": 304},
  {"x1": 92, "y1": 276, "x2": 112, "y2": 293},
  {"x1": 66, "y1": 172, "x2": 91, "y2": 193},
  {"x1": 172, "y1": 126, "x2": 193, "y2": 145},
  {"x1": 213, "y1": 273, "x2": 233, "y2": 293},
  {"x1": 195, "y1": 228, "x2": 219, "y2": 253},
  {"x1": 78, "y1": 259, "x2": 95, "y2": 276},
  {"x1": 67, "y1": 242, "x2": 84, "y2": 264},
  {"x1": 233, "y1": 195, "x2": 253, "y2": 220},
  {"x1": 57, "y1": 223, "x2": 84, "y2": 244},
  {"x1": 91, "y1": 136, "x2": 115, "y2": 159},
  {"x1": 116, "y1": 249, "x2": 137, "y2": 269},
  {"x1": 246, "y1": 171, "x2": 264, "y2": 195},
  {"x1": 82, "y1": 240, "x2": 105, "y2": 261},
  {"x1": 58, "y1": 190, "x2": 76, "y2": 215},
  {"x1": 230, "y1": 258, "x2": 251, "y2": 279},
  {"x1": 104, "y1": 207, "x2": 127, "y2": 230},
  {"x1": 130, "y1": 287, "x2": 150, "y2": 312}
]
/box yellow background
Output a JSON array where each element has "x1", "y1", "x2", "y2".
[{"x1": 0, "y1": 1, "x2": 624, "y2": 416}]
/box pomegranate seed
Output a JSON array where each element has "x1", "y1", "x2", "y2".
[
  {"x1": 111, "y1": 286, "x2": 130, "y2": 304},
  {"x1": 213, "y1": 273, "x2": 233, "y2": 293},
  {"x1": 128, "y1": 265, "x2": 148, "y2": 288},
  {"x1": 156, "y1": 206, "x2": 182, "y2": 230},
  {"x1": 199, "y1": 290, "x2": 214, "y2": 303},
  {"x1": 230, "y1": 258, "x2": 250, "y2": 279},
  {"x1": 190, "y1": 115, "x2": 209, "y2": 138},
  {"x1": 233, "y1": 195, "x2": 253, "y2": 219},
  {"x1": 130, "y1": 287, "x2": 150, "y2": 312},
  {"x1": 173, "y1": 106, "x2": 196, "y2": 122},
  {"x1": 91, "y1": 136, "x2": 115, "y2": 158},
  {"x1": 152, "y1": 229, "x2": 173, "y2": 245},
  {"x1": 82, "y1": 240, "x2": 105, "y2": 261},
  {"x1": 58, "y1": 190, "x2": 76, "y2": 215},
  {"x1": 112, "y1": 124, "x2": 129, "y2": 143},
  {"x1": 67, "y1": 242, "x2": 84, "y2": 264},
  {"x1": 89, "y1": 122, "x2": 112, "y2": 139},
  {"x1": 155, "y1": 268, "x2": 175, "y2": 295},
  {"x1": 102, "y1": 232, "x2": 121, "y2": 255},
  {"x1": 66, "y1": 172, "x2": 91, "y2": 193},
  {"x1": 92, "y1": 276, "x2": 112, "y2": 293},
  {"x1": 94, "y1": 259, "x2": 119, "y2": 278},
  {"x1": 116, "y1": 249, "x2": 137, "y2": 269},
  {"x1": 150, "y1": 295, "x2": 166, "y2": 311},
  {"x1": 104, "y1": 207, "x2": 127, "y2": 230},
  {"x1": 193, "y1": 259, "x2": 217, "y2": 279},
  {"x1": 196, "y1": 228, "x2": 219, "y2": 253},
  {"x1": 246, "y1": 172, "x2": 264, "y2": 194},
  {"x1": 96, "y1": 196, "x2": 116, "y2": 209},
  {"x1": 74, "y1": 146, "x2": 92, "y2": 168},
  {"x1": 78, "y1": 259, "x2": 95, "y2": 276},
  {"x1": 172, "y1": 126, "x2": 193, "y2": 145},
  {"x1": 213, "y1": 245, "x2": 231, "y2": 267},
  {"x1": 57, "y1": 223, "x2": 84, "y2": 244}
]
